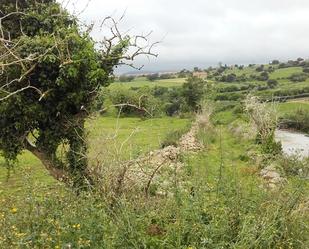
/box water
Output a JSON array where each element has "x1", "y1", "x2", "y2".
[{"x1": 275, "y1": 130, "x2": 309, "y2": 159}]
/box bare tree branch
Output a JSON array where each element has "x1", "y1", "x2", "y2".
[{"x1": 0, "y1": 5, "x2": 159, "y2": 101}]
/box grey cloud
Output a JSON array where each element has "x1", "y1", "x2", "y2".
[{"x1": 62, "y1": 0, "x2": 309, "y2": 72}]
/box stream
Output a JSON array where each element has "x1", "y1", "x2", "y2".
[{"x1": 275, "y1": 130, "x2": 309, "y2": 159}]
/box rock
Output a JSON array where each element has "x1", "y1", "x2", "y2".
[
  {"x1": 115, "y1": 121, "x2": 202, "y2": 196},
  {"x1": 260, "y1": 165, "x2": 287, "y2": 190}
]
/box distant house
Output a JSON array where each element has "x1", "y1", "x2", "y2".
[{"x1": 192, "y1": 71, "x2": 208, "y2": 79}]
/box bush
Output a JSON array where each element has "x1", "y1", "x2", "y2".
[
  {"x1": 289, "y1": 73, "x2": 308, "y2": 82},
  {"x1": 256, "y1": 65, "x2": 264, "y2": 72},
  {"x1": 267, "y1": 79, "x2": 278, "y2": 88},
  {"x1": 119, "y1": 75, "x2": 135, "y2": 82},
  {"x1": 215, "y1": 93, "x2": 243, "y2": 101},
  {"x1": 271, "y1": 60, "x2": 280, "y2": 65},
  {"x1": 108, "y1": 87, "x2": 163, "y2": 116},
  {"x1": 303, "y1": 67, "x2": 309, "y2": 73},
  {"x1": 182, "y1": 76, "x2": 206, "y2": 111},
  {"x1": 226, "y1": 73, "x2": 237, "y2": 82},
  {"x1": 279, "y1": 155, "x2": 309, "y2": 177},
  {"x1": 257, "y1": 71, "x2": 269, "y2": 81},
  {"x1": 159, "y1": 73, "x2": 174, "y2": 80},
  {"x1": 146, "y1": 73, "x2": 159, "y2": 81}
]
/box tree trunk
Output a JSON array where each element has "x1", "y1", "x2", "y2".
[{"x1": 24, "y1": 139, "x2": 68, "y2": 183}]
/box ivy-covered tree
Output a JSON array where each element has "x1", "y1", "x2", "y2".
[{"x1": 0, "y1": 0, "x2": 156, "y2": 188}]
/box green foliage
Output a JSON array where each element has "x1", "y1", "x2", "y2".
[
  {"x1": 102, "y1": 76, "x2": 211, "y2": 117},
  {"x1": 146, "y1": 73, "x2": 159, "y2": 81},
  {"x1": 159, "y1": 73, "x2": 174, "y2": 80},
  {"x1": 118, "y1": 75, "x2": 135, "y2": 82},
  {"x1": 258, "y1": 132, "x2": 282, "y2": 156},
  {"x1": 278, "y1": 155, "x2": 309, "y2": 177},
  {"x1": 271, "y1": 59, "x2": 280, "y2": 65},
  {"x1": 289, "y1": 73, "x2": 308, "y2": 82},
  {"x1": 267, "y1": 79, "x2": 278, "y2": 88},
  {"x1": 106, "y1": 87, "x2": 163, "y2": 117},
  {"x1": 257, "y1": 71, "x2": 269, "y2": 81},
  {"x1": 182, "y1": 76, "x2": 207, "y2": 111}
]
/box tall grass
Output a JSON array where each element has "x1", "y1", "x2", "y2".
[{"x1": 0, "y1": 112, "x2": 308, "y2": 248}]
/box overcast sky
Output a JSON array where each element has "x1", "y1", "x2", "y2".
[{"x1": 63, "y1": 0, "x2": 309, "y2": 73}]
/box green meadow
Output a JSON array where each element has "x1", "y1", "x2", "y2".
[{"x1": 111, "y1": 77, "x2": 186, "y2": 89}]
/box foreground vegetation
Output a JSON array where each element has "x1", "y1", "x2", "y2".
[
  {"x1": 1, "y1": 58, "x2": 309, "y2": 248},
  {"x1": 1, "y1": 102, "x2": 309, "y2": 248}
]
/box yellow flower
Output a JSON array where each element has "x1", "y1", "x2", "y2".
[
  {"x1": 11, "y1": 207, "x2": 18, "y2": 214},
  {"x1": 16, "y1": 232, "x2": 26, "y2": 238},
  {"x1": 72, "y1": 224, "x2": 81, "y2": 229}
]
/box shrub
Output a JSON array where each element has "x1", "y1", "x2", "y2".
[
  {"x1": 271, "y1": 60, "x2": 280, "y2": 65},
  {"x1": 119, "y1": 75, "x2": 135, "y2": 82},
  {"x1": 256, "y1": 65, "x2": 264, "y2": 72},
  {"x1": 303, "y1": 67, "x2": 309, "y2": 73},
  {"x1": 146, "y1": 73, "x2": 159, "y2": 81},
  {"x1": 182, "y1": 76, "x2": 206, "y2": 111},
  {"x1": 215, "y1": 93, "x2": 243, "y2": 101},
  {"x1": 257, "y1": 71, "x2": 269, "y2": 81},
  {"x1": 279, "y1": 155, "x2": 309, "y2": 177},
  {"x1": 267, "y1": 79, "x2": 278, "y2": 88},
  {"x1": 289, "y1": 73, "x2": 308, "y2": 82},
  {"x1": 159, "y1": 73, "x2": 174, "y2": 80},
  {"x1": 108, "y1": 87, "x2": 163, "y2": 117},
  {"x1": 226, "y1": 73, "x2": 237, "y2": 82},
  {"x1": 244, "y1": 95, "x2": 280, "y2": 155}
]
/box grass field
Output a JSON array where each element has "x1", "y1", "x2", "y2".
[
  {"x1": 214, "y1": 65, "x2": 309, "y2": 101},
  {"x1": 0, "y1": 116, "x2": 189, "y2": 196},
  {"x1": 110, "y1": 77, "x2": 186, "y2": 89},
  {"x1": 269, "y1": 67, "x2": 303, "y2": 79},
  {"x1": 276, "y1": 100, "x2": 309, "y2": 116}
]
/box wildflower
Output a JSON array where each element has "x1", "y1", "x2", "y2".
[
  {"x1": 16, "y1": 232, "x2": 26, "y2": 238},
  {"x1": 72, "y1": 224, "x2": 81, "y2": 229},
  {"x1": 11, "y1": 207, "x2": 18, "y2": 214}
]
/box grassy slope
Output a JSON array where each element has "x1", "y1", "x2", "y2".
[
  {"x1": 277, "y1": 101, "x2": 309, "y2": 116},
  {"x1": 216, "y1": 66, "x2": 309, "y2": 98}
]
